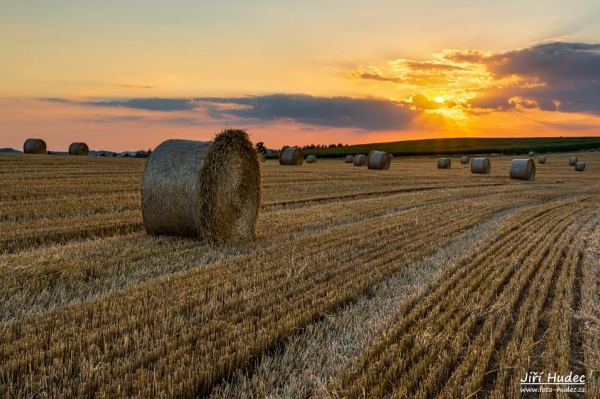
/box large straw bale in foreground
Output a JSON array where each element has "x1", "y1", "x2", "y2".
[
  {"x1": 306, "y1": 155, "x2": 317, "y2": 163},
  {"x1": 354, "y1": 154, "x2": 367, "y2": 166},
  {"x1": 538, "y1": 156, "x2": 546, "y2": 164},
  {"x1": 471, "y1": 158, "x2": 491, "y2": 174},
  {"x1": 68, "y1": 142, "x2": 89, "y2": 156},
  {"x1": 345, "y1": 155, "x2": 354, "y2": 163},
  {"x1": 510, "y1": 159, "x2": 536, "y2": 181},
  {"x1": 279, "y1": 148, "x2": 303, "y2": 165},
  {"x1": 367, "y1": 151, "x2": 391, "y2": 170},
  {"x1": 23, "y1": 138, "x2": 47, "y2": 154},
  {"x1": 460, "y1": 156, "x2": 469, "y2": 164},
  {"x1": 437, "y1": 158, "x2": 451, "y2": 169},
  {"x1": 569, "y1": 156, "x2": 578, "y2": 166},
  {"x1": 141, "y1": 129, "x2": 261, "y2": 243},
  {"x1": 575, "y1": 162, "x2": 585, "y2": 171}
]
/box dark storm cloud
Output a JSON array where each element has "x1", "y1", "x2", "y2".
[
  {"x1": 197, "y1": 94, "x2": 416, "y2": 130},
  {"x1": 87, "y1": 98, "x2": 197, "y2": 111},
  {"x1": 459, "y1": 42, "x2": 600, "y2": 115},
  {"x1": 483, "y1": 42, "x2": 600, "y2": 84},
  {"x1": 359, "y1": 73, "x2": 404, "y2": 83},
  {"x1": 40, "y1": 97, "x2": 197, "y2": 111}
]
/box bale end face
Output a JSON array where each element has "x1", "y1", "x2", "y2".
[
  {"x1": 69, "y1": 142, "x2": 90, "y2": 156},
  {"x1": 367, "y1": 151, "x2": 391, "y2": 170},
  {"x1": 141, "y1": 129, "x2": 261, "y2": 244},
  {"x1": 23, "y1": 138, "x2": 47, "y2": 154},
  {"x1": 471, "y1": 158, "x2": 491, "y2": 174},
  {"x1": 509, "y1": 159, "x2": 536, "y2": 181},
  {"x1": 353, "y1": 154, "x2": 367, "y2": 166},
  {"x1": 575, "y1": 162, "x2": 585, "y2": 171},
  {"x1": 437, "y1": 158, "x2": 451, "y2": 169},
  {"x1": 279, "y1": 148, "x2": 304, "y2": 165}
]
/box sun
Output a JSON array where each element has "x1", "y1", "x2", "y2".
[{"x1": 434, "y1": 96, "x2": 444, "y2": 103}]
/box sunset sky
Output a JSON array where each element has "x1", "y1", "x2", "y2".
[{"x1": 2, "y1": 1, "x2": 600, "y2": 151}]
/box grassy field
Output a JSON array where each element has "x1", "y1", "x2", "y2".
[
  {"x1": 266, "y1": 136, "x2": 600, "y2": 159},
  {"x1": 0, "y1": 152, "x2": 599, "y2": 398}
]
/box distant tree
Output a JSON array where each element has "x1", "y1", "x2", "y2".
[{"x1": 255, "y1": 142, "x2": 267, "y2": 154}]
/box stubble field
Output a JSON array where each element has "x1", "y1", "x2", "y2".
[{"x1": 0, "y1": 152, "x2": 598, "y2": 398}]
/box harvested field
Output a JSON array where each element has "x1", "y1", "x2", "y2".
[{"x1": 0, "y1": 152, "x2": 598, "y2": 398}]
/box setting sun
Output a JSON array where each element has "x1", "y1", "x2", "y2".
[{"x1": 435, "y1": 96, "x2": 444, "y2": 103}]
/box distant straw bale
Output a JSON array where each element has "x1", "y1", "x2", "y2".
[
  {"x1": 437, "y1": 158, "x2": 451, "y2": 169},
  {"x1": 141, "y1": 128, "x2": 261, "y2": 243},
  {"x1": 23, "y1": 139, "x2": 47, "y2": 154},
  {"x1": 367, "y1": 151, "x2": 391, "y2": 170},
  {"x1": 460, "y1": 156, "x2": 469, "y2": 164},
  {"x1": 538, "y1": 156, "x2": 546, "y2": 164},
  {"x1": 510, "y1": 159, "x2": 536, "y2": 181},
  {"x1": 68, "y1": 142, "x2": 89, "y2": 156},
  {"x1": 575, "y1": 162, "x2": 585, "y2": 171},
  {"x1": 279, "y1": 148, "x2": 303, "y2": 165},
  {"x1": 528, "y1": 151, "x2": 535, "y2": 157},
  {"x1": 345, "y1": 155, "x2": 354, "y2": 163},
  {"x1": 471, "y1": 158, "x2": 491, "y2": 174},
  {"x1": 306, "y1": 155, "x2": 317, "y2": 163},
  {"x1": 569, "y1": 156, "x2": 577, "y2": 166},
  {"x1": 353, "y1": 154, "x2": 367, "y2": 166}
]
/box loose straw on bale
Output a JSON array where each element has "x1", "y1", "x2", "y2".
[
  {"x1": 141, "y1": 129, "x2": 261, "y2": 243},
  {"x1": 279, "y1": 148, "x2": 303, "y2": 165},
  {"x1": 23, "y1": 138, "x2": 47, "y2": 154},
  {"x1": 437, "y1": 158, "x2": 451, "y2": 169},
  {"x1": 345, "y1": 155, "x2": 354, "y2": 163},
  {"x1": 575, "y1": 162, "x2": 585, "y2": 171},
  {"x1": 367, "y1": 151, "x2": 391, "y2": 170},
  {"x1": 569, "y1": 156, "x2": 578, "y2": 166},
  {"x1": 510, "y1": 159, "x2": 536, "y2": 181},
  {"x1": 471, "y1": 157, "x2": 491, "y2": 174},
  {"x1": 538, "y1": 156, "x2": 546, "y2": 164},
  {"x1": 354, "y1": 154, "x2": 367, "y2": 166},
  {"x1": 528, "y1": 151, "x2": 535, "y2": 157},
  {"x1": 306, "y1": 155, "x2": 317, "y2": 163},
  {"x1": 460, "y1": 156, "x2": 469, "y2": 164},
  {"x1": 68, "y1": 142, "x2": 89, "y2": 156}
]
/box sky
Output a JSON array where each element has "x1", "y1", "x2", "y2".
[{"x1": 1, "y1": 0, "x2": 600, "y2": 151}]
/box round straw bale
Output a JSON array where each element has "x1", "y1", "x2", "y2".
[
  {"x1": 23, "y1": 138, "x2": 47, "y2": 154},
  {"x1": 569, "y1": 156, "x2": 577, "y2": 166},
  {"x1": 368, "y1": 151, "x2": 391, "y2": 170},
  {"x1": 306, "y1": 155, "x2": 317, "y2": 163},
  {"x1": 575, "y1": 161, "x2": 585, "y2": 171},
  {"x1": 353, "y1": 154, "x2": 367, "y2": 166},
  {"x1": 68, "y1": 142, "x2": 89, "y2": 156},
  {"x1": 279, "y1": 148, "x2": 303, "y2": 165},
  {"x1": 538, "y1": 156, "x2": 546, "y2": 164},
  {"x1": 437, "y1": 158, "x2": 451, "y2": 169},
  {"x1": 510, "y1": 159, "x2": 536, "y2": 181},
  {"x1": 460, "y1": 156, "x2": 470, "y2": 164},
  {"x1": 141, "y1": 129, "x2": 261, "y2": 243},
  {"x1": 471, "y1": 157, "x2": 491, "y2": 174},
  {"x1": 528, "y1": 151, "x2": 535, "y2": 157},
  {"x1": 345, "y1": 155, "x2": 355, "y2": 163}
]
